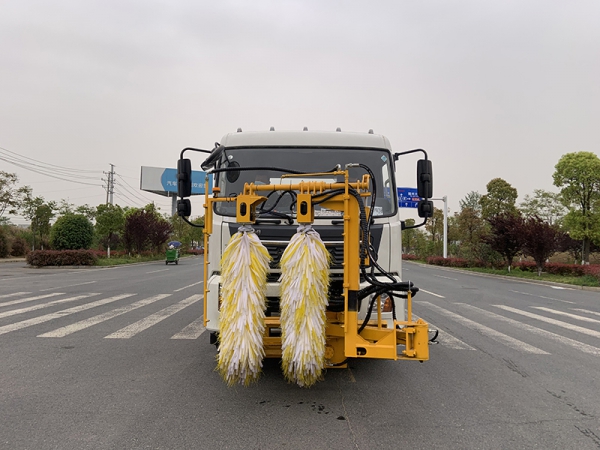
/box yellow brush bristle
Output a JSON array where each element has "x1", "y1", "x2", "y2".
[
  {"x1": 217, "y1": 227, "x2": 271, "y2": 386},
  {"x1": 279, "y1": 225, "x2": 330, "y2": 387}
]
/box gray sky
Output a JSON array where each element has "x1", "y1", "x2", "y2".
[{"x1": 2, "y1": 0, "x2": 599, "y2": 224}]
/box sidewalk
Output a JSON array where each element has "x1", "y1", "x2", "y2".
[{"x1": 0, "y1": 257, "x2": 27, "y2": 264}]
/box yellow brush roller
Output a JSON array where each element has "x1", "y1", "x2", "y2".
[
  {"x1": 217, "y1": 225, "x2": 271, "y2": 386},
  {"x1": 279, "y1": 224, "x2": 330, "y2": 387}
]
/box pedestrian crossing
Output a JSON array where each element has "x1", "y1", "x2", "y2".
[{"x1": 1, "y1": 290, "x2": 600, "y2": 356}]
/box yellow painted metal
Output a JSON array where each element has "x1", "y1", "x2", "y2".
[{"x1": 202, "y1": 169, "x2": 429, "y2": 363}]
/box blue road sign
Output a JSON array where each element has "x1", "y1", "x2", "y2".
[
  {"x1": 397, "y1": 187, "x2": 420, "y2": 208},
  {"x1": 160, "y1": 169, "x2": 212, "y2": 195}
]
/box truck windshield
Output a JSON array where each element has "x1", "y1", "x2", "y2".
[{"x1": 214, "y1": 147, "x2": 397, "y2": 218}]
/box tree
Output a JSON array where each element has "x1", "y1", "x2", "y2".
[
  {"x1": 521, "y1": 216, "x2": 561, "y2": 276},
  {"x1": 485, "y1": 213, "x2": 524, "y2": 271},
  {"x1": 123, "y1": 204, "x2": 172, "y2": 255},
  {"x1": 0, "y1": 172, "x2": 31, "y2": 223},
  {"x1": 95, "y1": 204, "x2": 125, "y2": 257},
  {"x1": 553, "y1": 151, "x2": 600, "y2": 264},
  {"x1": 459, "y1": 191, "x2": 482, "y2": 212},
  {"x1": 480, "y1": 178, "x2": 519, "y2": 219},
  {"x1": 50, "y1": 214, "x2": 95, "y2": 250},
  {"x1": 21, "y1": 194, "x2": 56, "y2": 250},
  {"x1": 519, "y1": 189, "x2": 566, "y2": 226}
]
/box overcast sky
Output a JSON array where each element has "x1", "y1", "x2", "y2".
[{"x1": 2, "y1": 0, "x2": 599, "y2": 224}]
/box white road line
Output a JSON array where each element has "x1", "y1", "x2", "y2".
[
  {"x1": 0, "y1": 292, "x2": 62, "y2": 307},
  {"x1": 431, "y1": 325, "x2": 476, "y2": 350},
  {"x1": 171, "y1": 314, "x2": 206, "y2": 340},
  {"x1": 420, "y1": 301, "x2": 549, "y2": 354},
  {"x1": 532, "y1": 307, "x2": 600, "y2": 324},
  {"x1": 573, "y1": 308, "x2": 600, "y2": 318},
  {"x1": 174, "y1": 281, "x2": 203, "y2": 292},
  {"x1": 38, "y1": 294, "x2": 172, "y2": 338},
  {"x1": 420, "y1": 289, "x2": 445, "y2": 298},
  {"x1": 0, "y1": 293, "x2": 90, "y2": 319},
  {"x1": 456, "y1": 303, "x2": 600, "y2": 356},
  {"x1": 146, "y1": 269, "x2": 170, "y2": 274},
  {"x1": 509, "y1": 290, "x2": 575, "y2": 304},
  {"x1": 105, "y1": 294, "x2": 202, "y2": 339},
  {"x1": 39, "y1": 281, "x2": 97, "y2": 292},
  {"x1": 494, "y1": 305, "x2": 600, "y2": 339},
  {"x1": 0, "y1": 294, "x2": 135, "y2": 336},
  {"x1": 0, "y1": 292, "x2": 31, "y2": 299},
  {"x1": 434, "y1": 275, "x2": 458, "y2": 281}
]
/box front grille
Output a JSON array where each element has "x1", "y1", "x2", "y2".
[{"x1": 264, "y1": 242, "x2": 344, "y2": 269}]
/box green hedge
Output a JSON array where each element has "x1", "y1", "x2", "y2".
[{"x1": 27, "y1": 250, "x2": 98, "y2": 267}]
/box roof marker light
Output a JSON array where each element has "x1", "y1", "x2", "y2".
[
  {"x1": 368, "y1": 129, "x2": 374, "y2": 134},
  {"x1": 303, "y1": 127, "x2": 308, "y2": 131},
  {"x1": 270, "y1": 127, "x2": 275, "y2": 131},
  {"x1": 336, "y1": 127, "x2": 341, "y2": 132},
  {"x1": 237, "y1": 128, "x2": 242, "y2": 132}
]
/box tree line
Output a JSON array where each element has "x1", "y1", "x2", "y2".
[
  {"x1": 0, "y1": 172, "x2": 203, "y2": 258},
  {"x1": 403, "y1": 151, "x2": 600, "y2": 271}
]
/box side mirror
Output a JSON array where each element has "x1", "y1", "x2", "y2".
[
  {"x1": 417, "y1": 159, "x2": 433, "y2": 199},
  {"x1": 177, "y1": 199, "x2": 191, "y2": 217},
  {"x1": 418, "y1": 200, "x2": 433, "y2": 218},
  {"x1": 177, "y1": 158, "x2": 192, "y2": 198}
]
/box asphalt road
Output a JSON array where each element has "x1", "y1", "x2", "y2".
[{"x1": 0, "y1": 258, "x2": 599, "y2": 449}]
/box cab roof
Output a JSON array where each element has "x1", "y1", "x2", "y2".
[{"x1": 220, "y1": 130, "x2": 392, "y2": 150}]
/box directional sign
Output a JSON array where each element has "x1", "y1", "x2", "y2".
[
  {"x1": 397, "y1": 187, "x2": 420, "y2": 208},
  {"x1": 140, "y1": 166, "x2": 212, "y2": 196}
]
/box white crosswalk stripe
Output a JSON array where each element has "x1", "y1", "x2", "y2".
[
  {"x1": 572, "y1": 308, "x2": 600, "y2": 318},
  {"x1": 420, "y1": 301, "x2": 549, "y2": 354},
  {"x1": 532, "y1": 307, "x2": 600, "y2": 324},
  {"x1": 0, "y1": 294, "x2": 135, "y2": 336},
  {"x1": 455, "y1": 303, "x2": 600, "y2": 356},
  {"x1": 37, "y1": 294, "x2": 172, "y2": 338},
  {"x1": 171, "y1": 315, "x2": 206, "y2": 340},
  {"x1": 0, "y1": 293, "x2": 95, "y2": 319},
  {"x1": 0, "y1": 292, "x2": 63, "y2": 308},
  {"x1": 0, "y1": 292, "x2": 31, "y2": 300},
  {"x1": 105, "y1": 294, "x2": 202, "y2": 339},
  {"x1": 494, "y1": 305, "x2": 600, "y2": 339}
]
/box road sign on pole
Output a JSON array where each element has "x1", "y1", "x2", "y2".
[{"x1": 397, "y1": 187, "x2": 420, "y2": 208}]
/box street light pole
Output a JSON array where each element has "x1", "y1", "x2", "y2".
[{"x1": 431, "y1": 196, "x2": 448, "y2": 258}]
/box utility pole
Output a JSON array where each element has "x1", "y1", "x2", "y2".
[
  {"x1": 103, "y1": 164, "x2": 115, "y2": 205},
  {"x1": 102, "y1": 164, "x2": 116, "y2": 258}
]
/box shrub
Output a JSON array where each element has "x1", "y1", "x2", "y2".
[
  {"x1": 0, "y1": 227, "x2": 9, "y2": 258},
  {"x1": 27, "y1": 250, "x2": 97, "y2": 267},
  {"x1": 50, "y1": 214, "x2": 94, "y2": 250},
  {"x1": 10, "y1": 236, "x2": 29, "y2": 257},
  {"x1": 402, "y1": 254, "x2": 418, "y2": 260}
]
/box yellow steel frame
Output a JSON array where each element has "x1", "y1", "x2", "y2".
[{"x1": 201, "y1": 171, "x2": 429, "y2": 366}]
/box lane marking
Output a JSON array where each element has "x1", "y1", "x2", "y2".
[
  {"x1": 0, "y1": 294, "x2": 135, "y2": 336},
  {"x1": 0, "y1": 292, "x2": 31, "y2": 299},
  {"x1": 174, "y1": 281, "x2": 203, "y2": 292},
  {"x1": 146, "y1": 269, "x2": 170, "y2": 274},
  {"x1": 434, "y1": 275, "x2": 458, "y2": 281},
  {"x1": 509, "y1": 290, "x2": 575, "y2": 304},
  {"x1": 456, "y1": 303, "x2": 600, "y2": 356},
  {"x1": 573, "y1": 308, "x2": 600, "y2": 318},
  {"x1": 420, "y1": 289, "x2": 445, "y2": 298},
  {"x1": 40, "y1": 281, "x2": 97, "y2": 292},
  {"x1": 105, "y1": 294, "x2": 202, "y2": 339},
  {"x1": 420, "y1": 301, "x2": 548, "y2": 354},
  {"x1": 171, "y1": 313, "x2": 206, "y2": 339},
  {"x1": 532, "y1": 307, "x2": 600, "y2": 324},
  {"x1": 0, "y1": 293, "x2": 89, "y2": 319},
  {"x1": 0, "y1": 292, "x2": 62, "y2": 308},
  {"x1": 38, "y1": 294, "x2": 172, "y2": 338},
  {"x1": 494, "y1": 305, "x2": 600, "y2": 339}
]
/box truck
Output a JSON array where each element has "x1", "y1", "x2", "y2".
[{"x1": 176, "y1": 129, "x2": 434, "y2": 386}]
